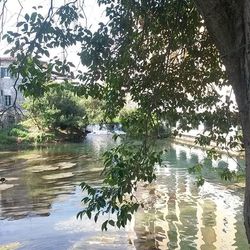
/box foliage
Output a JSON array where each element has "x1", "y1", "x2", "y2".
[
  {"x1": 0, "y1": 122, "x2": 56, "y2": 148},
  {"x1": 2, "y1": 0, "x2": 243, "y2": 230},
  {"x1": 188, "y1": 147, "x2": 244, "y2": 186},
  {"x1": 8, "y1": 124, "x2": 29, "y2": 138},
  {"x1": 20, "y1": 119, "x2": 56, "y2": 143},
  {"x1": 24, "y1": 84, "x2": 88, "y2": 141},
  {"x1": 119, "y1": 108, "x2": 170, "y2": 138},
  {"x1": 0, "y1": 124, "x2": 30, "y2": 146},
  {"x1": 0, "y1": 127, "x2": 20, "y2": 145},
  {"x1": 82, "y1": 97, "x2": 106, "y2": 124},
  {"x1": 77, "y1": 141, "x2": 162, "y2": 229},
  {"x1": 188, "y1": 163, "x2": 205, "y2": 187}
]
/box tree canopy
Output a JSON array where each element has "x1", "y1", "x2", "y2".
[
  {"x1": 24, "y1": 83, "x2": 89, "y2": 140},
  {"x1": 2, "y1": 0, "x2": 250, "y2": 242},
  {"x1": 4, "y1": 1, "x2": 238, "y2": 147}
]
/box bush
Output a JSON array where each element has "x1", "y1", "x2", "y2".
[
  {"x1": 8, "y1": 124, "x2": 29, "y2": 138},
  {"x1": 33, "y1": 132, "x2": 55, "y2": 143},
  {"x1": 0, "y1": 124, "x2": 31, "y2": 147},
  {"x1": 24, "y1": 84, "x2": 89, "y2": 141},
  {"x1": 0, "y1": 129, "x2": 17, "y2": 145}
]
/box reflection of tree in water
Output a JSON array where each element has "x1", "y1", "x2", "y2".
[
  {"x1": 0, "y1": 146, "x2": 102, "y2": 220},
  {"x1": 0, "y1": 141, "x2": 249, "y2": 249}
]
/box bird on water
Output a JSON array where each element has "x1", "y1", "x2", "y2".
[{"x1": 0, "y1": 177, "x2": 6, "y2": 183}]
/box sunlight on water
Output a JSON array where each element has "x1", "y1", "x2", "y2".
[{"x1": 0, "y1": 135, "x2": 248, "y2": 249}]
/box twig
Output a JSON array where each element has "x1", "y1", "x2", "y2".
[
  {"x1": 16, "y1": 0, "x2": 23, "y2": 32},
  {"x1": 0, "y1": 0, "x2": 8, "y2": 38},
  {"x1": 78, "y1": 0, "x2": 88, "y2": 28}
]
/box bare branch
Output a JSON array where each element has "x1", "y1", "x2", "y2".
[
  {"x1": 16, "y1": 0, "x2": 24, "y2": 31},
  {"x1": 0, "y1": 0, "x2": 8, "y2": 38}
]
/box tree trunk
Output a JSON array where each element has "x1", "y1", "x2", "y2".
[
  {"x1": 194, "y1": 0, "x2": 250, "y2": 242},
  {"x1": 244, "y1": 134, "x2": 250, "y2": 241},
  {"x1": 231, "y1": 65, "x2": 250, "y2": 241}
]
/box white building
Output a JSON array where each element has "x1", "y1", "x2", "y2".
[{"x1": 0, "y1": 57, "x2": 24, "y2": 126}]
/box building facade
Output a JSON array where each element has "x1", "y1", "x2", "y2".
[{"x1": 0, "y1": 57, "x2": 24, "y2": 127}]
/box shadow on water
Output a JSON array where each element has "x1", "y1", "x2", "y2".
[{"x1": 0, "y1": 135, "x2": 249, "y2": 249}]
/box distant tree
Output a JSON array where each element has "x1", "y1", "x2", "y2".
[
  {"x1": 82, "y1": 97, "x2": 106, "y2": 124},
  {"x1": 24, "y1": 84, "x2": 88, "y2": 141},
  {"x1": 119, "y1": 108, "x2": 170, "y2": 138}
]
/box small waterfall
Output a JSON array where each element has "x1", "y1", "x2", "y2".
[{"x1": 86, "y1": 123, "x2": 126, "y2": 135}]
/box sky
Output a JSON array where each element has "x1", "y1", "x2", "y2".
[{"x1": 0, "y1": 0, "x2": 106, "y2": 61}]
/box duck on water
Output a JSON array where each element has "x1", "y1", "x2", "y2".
[{"x1": 0, "y1": 177, "x2": 6, "y2": 183}]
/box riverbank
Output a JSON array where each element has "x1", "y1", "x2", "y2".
[
  {"x1": 0, "y1": 123, "x2": 55, "y2": 151},
  {"x1": 0, "y1": 122, "x2": 245, "y2": 160},
  {"x1": 173, "y1": 134, "x2": 244, "y2": 158},
  {"x1": 0, "y1": 120, "x2": 89, "y2": 151}
]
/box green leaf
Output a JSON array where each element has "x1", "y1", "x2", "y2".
[
  {"x1": 44, "y1": 50, "x2": 50, "y2": 57},
  {"x1": 86, "y1": 210, "x2": 91, "y2": 219},
  {"x1": 196, "y1": 176, "x2": 205, "y2": 187},
  {"x1": 101, "y1": 220, "x2": 108, "y2": 231},
  {"x1": 31, "y1": 12, "x2": 37, "y2": 22},
  {"x1": 108, "y1": 220, "x2": 115, "y2": 226},
  {"x1": 24, "y1": 14, "x2": 29, "y2": 22},
  {"x1": 17, "y1": 22, "x2": 25, "y2": 27},
  {"x1": 94, "y1": 213, "x2": 99, "y2": 222}
]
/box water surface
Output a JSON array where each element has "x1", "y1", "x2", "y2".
[{"x1": 0, "y1": 135, "x2": 249, "y2": 249}]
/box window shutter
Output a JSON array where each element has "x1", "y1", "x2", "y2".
[{"x1": 0, "y1": 68, "x2": 4, "y2": 78}]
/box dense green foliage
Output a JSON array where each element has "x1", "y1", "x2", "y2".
[
  {"x1": 0, "y1": 123, "x2": 44, "y2": 147},
  {"x1": 119, "y1": 108, "x2": 170, "y2": 138},
  {"x1": 82, "y1": 97, "x2": 106, "y2": 124},
  {"x1": 78, "y1": 141, "x2": 162, "y2": 230},
  {"x1": 0, "y1": 126, "x2": 23, "y2": 146},
  {"x1": 3, "y1": 0, "x2": 242, "y2": 231},
  {"x1": 24, "y1": 84, "x2": 88, "y2": 141},
  {"x1": 0, "y1": 123, "x2": 54, "y2": 148},
  {"x1": 5, "y1": 0, "x2": 238, "y2": 148}
]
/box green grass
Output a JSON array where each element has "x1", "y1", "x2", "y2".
[
  {"x1": 0, "y1": 129, "x2": 18, "y2": 145},
  {"x1": 0, "y1": 120, "x2": 56, "y2": 150}
]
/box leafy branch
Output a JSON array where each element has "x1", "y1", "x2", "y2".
[{"x1": 77, "y1": 141, "x2": 162, "y2": 230}]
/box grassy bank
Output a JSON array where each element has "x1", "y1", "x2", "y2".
[{"x1": 0, "y1": 120, "x2": 56, "y2": 150}]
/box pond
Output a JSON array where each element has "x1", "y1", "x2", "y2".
[{"x1": 0, "y1": 134, "x2": 249, "y2": 249}]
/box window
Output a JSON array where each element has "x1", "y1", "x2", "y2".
[
  {"x1": 0, "y1": 90, "x2": 3, "y2": 96},
  {"x1": 4, "y1": 95, "x2": 11, "y2": 106},
  {"x1": 1, "y1": 67, "x2": 11, "y2": 78}
]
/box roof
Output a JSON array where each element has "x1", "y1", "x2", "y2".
[{"x1": 0, "y1": 57, "x2": 15, "y2": 62}]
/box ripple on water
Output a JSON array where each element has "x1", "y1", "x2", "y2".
[
  {"x1": 57, "y1": 162, "x2": 77, "y2": 169},
  {"x1": 42, "y1": 172, "x2": 74, "y2": 180},
  {"x1": 26, "y1": 165, "x2": 60, "y2": 173},
  {"x1": 0, "y1": 184, "x2": 15, "y2": 191},
  {"x1": 0, "y1": 139, "x2": 249, "y2": 249}
]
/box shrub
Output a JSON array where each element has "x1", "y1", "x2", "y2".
[{"x1": 24, "y1": 84, "x2": 89, "y2": 140}]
